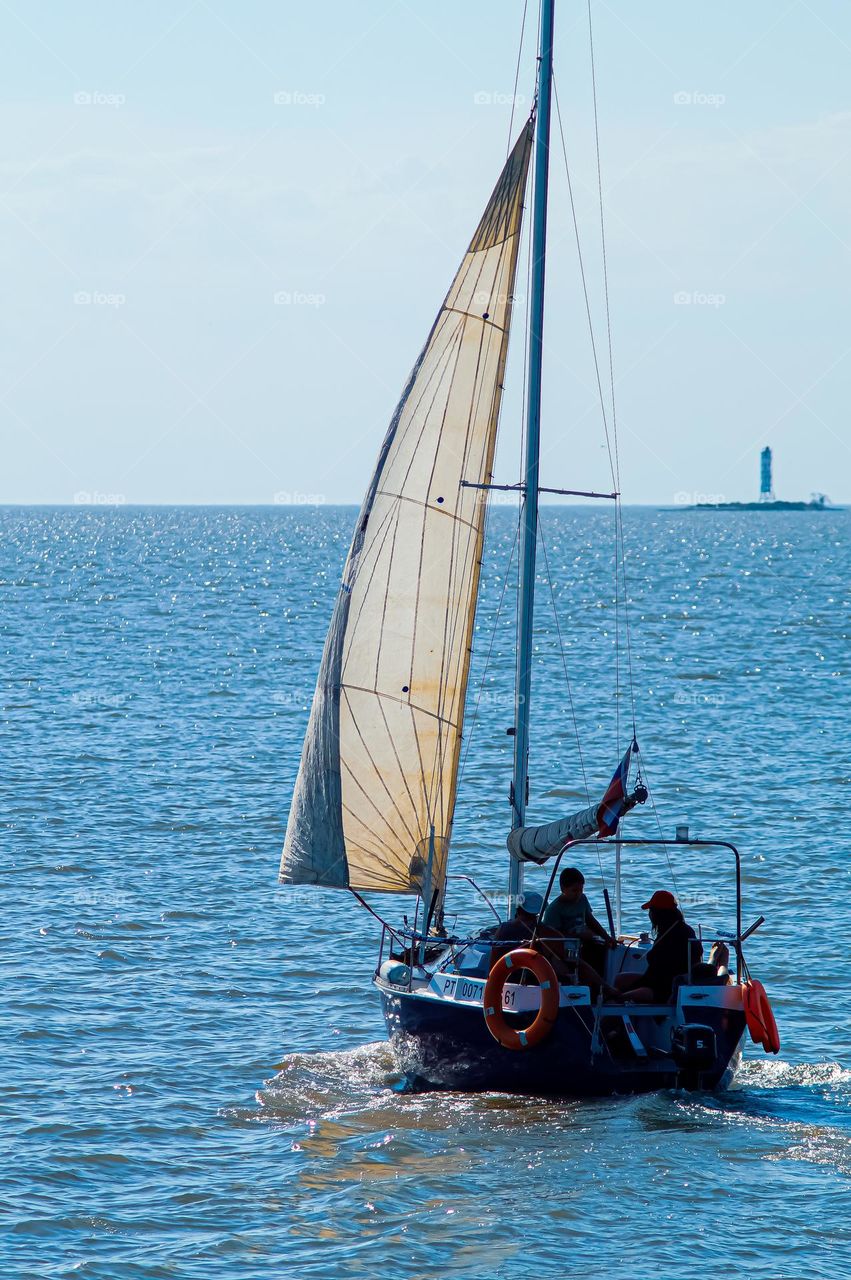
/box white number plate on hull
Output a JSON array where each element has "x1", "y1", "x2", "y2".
[{"x1": 427, "y1": 973, "x2": 589, "y2": 1012}]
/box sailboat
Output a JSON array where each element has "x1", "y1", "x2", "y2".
[{"x1": 280, "y1": 1, "x2": 778, "y2": 1095}]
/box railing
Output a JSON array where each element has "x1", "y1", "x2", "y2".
[
  {"x1": 542, "y1": 836, "x2": 749, "y2": 983},
  {"x1": 445, "y1": 873, "x2": 502, "y2": 923},
  {"x1": 373, "y1": 836, "x2": 760, "y2": 990}
]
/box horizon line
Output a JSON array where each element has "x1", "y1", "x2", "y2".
[{"x1": 1, "y1": 500, "x2": 846, "y2": 510}]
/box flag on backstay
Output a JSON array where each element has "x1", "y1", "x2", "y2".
[{"x1": 597, "y1": 745, "x2": 633, "y2": 837}]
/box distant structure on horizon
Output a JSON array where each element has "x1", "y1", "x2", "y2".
[
  {"x1": 686, "y1": 445, "x2": 838, "y2": 512},
  {"x1": 759, "y1": 446, "x2": 774, "y2": 502}
]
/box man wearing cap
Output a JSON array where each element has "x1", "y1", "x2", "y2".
[
  {"x1": 614, "y1": 889, "x2": 701, "y2": 1003},
  {"x1": 490, "y1": 890, "x2": 575, "y2": 984},
  {"x1": 492, "y1": 890, "x2": 546, "y2": 946}
]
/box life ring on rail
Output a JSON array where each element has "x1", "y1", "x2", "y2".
[
  {"x1": 743, "y1": 979, "x2": 780, "y2": 1054},
  {"x1": 483, "y1": 948, "x2": 559, "y2": 1051}
]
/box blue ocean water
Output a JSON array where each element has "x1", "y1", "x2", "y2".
[{"x1": 2, "y1": 504, "x2": 850, "y2": 1279}]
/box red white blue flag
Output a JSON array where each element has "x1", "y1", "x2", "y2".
[{"x1": 597, "y1": 745, "x2": 633, "y2": 837}]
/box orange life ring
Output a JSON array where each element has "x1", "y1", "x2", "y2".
[
  {"x1": 743, "y1": 979, "x2": 780, "y2": 1054},
  {"x1": 483, "y1": 947, "x2": 559, "y2": 1051}
]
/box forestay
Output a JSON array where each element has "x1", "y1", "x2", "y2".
[{"x1": 280, "y1": 123, "x2": 533, "y2": 893}]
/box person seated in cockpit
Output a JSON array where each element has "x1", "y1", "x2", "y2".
[
  {"x1": 492, "y1": 890, "x2": 544, "y2": 946},
  {"x1": 614, "y1": 890, "x2": 701, "y2": 1002},
  {"x1": 543, "y1": 866, "x2": 616, "y2": 975},
  {"x1": 492, "y1": 886, "x2": 621, "y2": 1000}
]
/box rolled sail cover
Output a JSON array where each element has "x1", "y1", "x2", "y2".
[
  {"x1": 280, "y1": 123, "x2": 533, "y2": 893},
  {"x1": 507, "y1": 803, "x2": 601, "y2": 865}
]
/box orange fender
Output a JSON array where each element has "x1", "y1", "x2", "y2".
[
  {"x1": 483, "y1": 947, "x2": 559, "y2": 1051},
  {"x1": 743, "y1": 979, "x2": 780, "y2": 1054}
]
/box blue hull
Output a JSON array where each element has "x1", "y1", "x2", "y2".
[{"x1": 380, "y1": 985, "x2": 746, "y2": 1096}]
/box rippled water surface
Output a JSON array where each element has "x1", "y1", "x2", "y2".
[{"x1": 2, "y1": 505, "x2": 850, "y2": 1279}]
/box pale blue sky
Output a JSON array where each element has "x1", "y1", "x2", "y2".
[{"x1": 3, "y1": 0, "x2": 851, "y2": 505}]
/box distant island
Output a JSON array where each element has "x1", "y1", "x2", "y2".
[
  {"x1": 682, "y1": 448, "x2": 841, "y2": 511},
  {"x1": 692, "y1": 496, "x2": 830, "y2": 512}
]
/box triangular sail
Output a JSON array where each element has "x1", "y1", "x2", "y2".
[{"x1": 280, "y1": 123, "x2": 533, "y2": 893}]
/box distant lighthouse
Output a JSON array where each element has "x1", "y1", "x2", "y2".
[
  {"x1": 760, "y1": 446, "x2": 774, "y2": 502},
  {"x1": 684, "y1": 443, "x2": 835, "y2": 509}
]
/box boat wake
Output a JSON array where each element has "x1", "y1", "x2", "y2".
[
  {"x1": 677, "y1": 1058, "x2": 851, "y2": 1175},
  {"x1": 250, "y1": 1042, "x2": 399, "y2": 1123},
  {"x1": 739, "y1": 1057, "x2": 851, "y2": 1091},
  {"x1": 234, "y1": 1040, "x2": 586, "y2": 1132},
  {"x1": 718, "y1": 1057, "x2": 851, "y2": 1117},
  {"x1": 227, "y1": 1039, "x2": 851, "y2": 1187}
]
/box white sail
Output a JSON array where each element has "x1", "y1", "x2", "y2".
[{"x1": 280, "y1": 123, "x2": 533, "y2": 893}]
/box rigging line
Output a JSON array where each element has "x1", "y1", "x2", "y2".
[
  {"x1": 537, "y1": 512, "x2": 590, "y2": 806},
  {"x1": 552, "y1": 64, "x2": 623, "y2": 763},
  {"x1": 586, "y1": 0, "x2": 620, "y2": 493},
  {"x1": 348, "y1": 889, "x2": 407, "y2": 947},
  {"x1": 506, "y1": 0, "x2": 530, "y2": 157},
  {"x1": 614, "y1": 494, "x2": 621, "y2": 747},
  {"x1": 585, "y1": 0, "x2": 639, "y2": 741},
  {"x1": 457, "y1": 517, "x2": 520, "y2": 791},
  {"x1": 629, "y1": 751, "x2": 679, "y2": 896},
  {"x1": 616, "y1": 501, "x2": 638, "y2": 736},
  {"x1": 551, "y1": 72, "x2": 616, "y2": 491},
  {"x1": 538, "y1": 513, "x2": 608, "y2": 893},
  {"x1": 552, "y1": 67, "x2": 625, "y2": 754}
]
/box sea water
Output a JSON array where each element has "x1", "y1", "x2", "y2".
[{"x1": 2, "y1": 504, "x2": 850, "y2": 1279}]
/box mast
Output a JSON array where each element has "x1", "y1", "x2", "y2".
[{"x1": 508, "y1": 0, "x2": 555, "y2": 915}]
